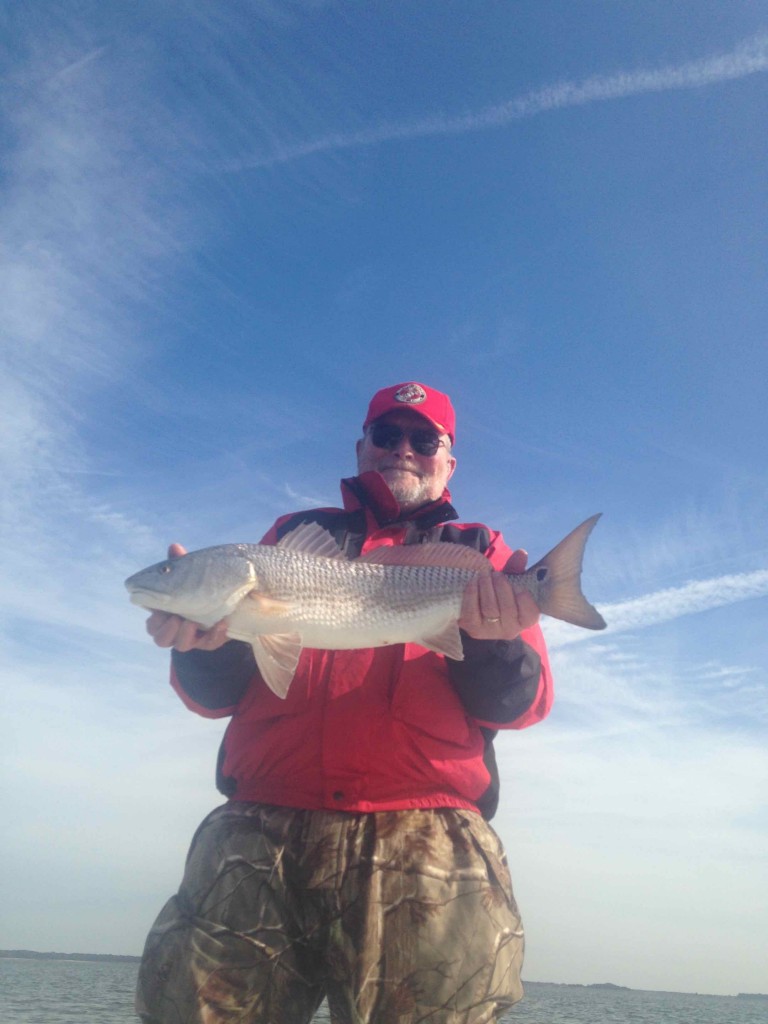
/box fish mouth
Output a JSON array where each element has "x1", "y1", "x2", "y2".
[{"x1": 127, "y1": 588, "x2": 172, "y2": 610}]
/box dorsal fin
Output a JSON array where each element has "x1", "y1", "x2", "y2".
[
  {"x1": 357, "y1": 542, "x2": 492, "y2": 573},
  {"x1": 277, "y1": 521, "x2": 345, "y2": 559}
]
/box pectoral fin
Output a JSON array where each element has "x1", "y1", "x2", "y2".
[
  {"x1": 251, "y1": 633, "x2": 302, "y2": 698},
  {"x1": 418, "y1": 622, "x2": 465, "y2": 661}
]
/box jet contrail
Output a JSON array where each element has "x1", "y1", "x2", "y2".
[
  {"x1": 546, "y1": 568, "x2": 768, "y2": 648},
  {"x1": 235, "y1": 32, "x2": 768, "y2": 170}
]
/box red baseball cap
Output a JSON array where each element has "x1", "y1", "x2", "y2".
[{"x1": 363, "y1": 382, "x2": 456, "y2": 443}]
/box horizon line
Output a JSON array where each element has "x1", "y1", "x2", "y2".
[{"x1": 1, "y1": 948, "x2": 760, "y2": 998}]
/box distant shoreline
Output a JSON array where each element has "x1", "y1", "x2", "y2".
[
  {"x1": 1, "y1": 949, "x2": 140, "y2": 964},
  {"x1": 527, "y1": 980, "x2": 768, "y2": 1000},
  {"x1": 2, "y1": 951, "x2": 765, "y2": 1000}
]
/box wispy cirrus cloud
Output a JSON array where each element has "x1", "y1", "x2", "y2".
[
  {"x1": 495, "y1": 608, "x2": 767, "y2": 993},
  {"x1": 232, "y1": 32, "x2": 768, "y2": 170},
  {"x1": 0, "y1": 27, "x2": 201, "y2": 643},
  {"x1": 546, "y1": 567, "x2": 768, "y2": 649}
]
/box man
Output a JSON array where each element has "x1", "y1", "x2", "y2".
[{"x1": 136, "y1": 382, "x2": 553, "y2": 1024}]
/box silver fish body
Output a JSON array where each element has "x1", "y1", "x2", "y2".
[{"x1": 126, "y1": 515, "x2": 606, "y2": 697}]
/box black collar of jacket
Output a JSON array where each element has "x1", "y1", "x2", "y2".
[{"x1": 340, "y1": 471, "x2": 459, "y2": 531}]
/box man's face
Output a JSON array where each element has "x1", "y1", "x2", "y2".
[{"x1": 356, "y1": 409, "x2": 456, "y2": 513}]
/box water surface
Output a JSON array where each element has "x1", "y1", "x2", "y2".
[{"x1": 2, "y1": 959, "x2": 765, "y2": 1024}]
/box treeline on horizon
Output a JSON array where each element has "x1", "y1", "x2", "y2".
[
  {"x1": 0, "y1": 949, "x2": 140, "y2": 963},
  {"x1": 2, "y1": 950, "x2": 766, "y2": 999}
]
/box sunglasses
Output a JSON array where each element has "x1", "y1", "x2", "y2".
[{"x1": 369, "y1": 422, "x2": 446, "y2": 457}]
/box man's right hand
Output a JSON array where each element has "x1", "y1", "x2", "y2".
[{"x1": 145, "y1": 543, "x2": 230, "y2": 652}]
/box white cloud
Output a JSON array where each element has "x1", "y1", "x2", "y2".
[
  {"x1": 545, "y1": 568, "x2": 768, "y2": 649},
  {"x1": 233, "y1": 32, "x2": 768, "y2": 169},
  {"x1": 492, "y1": 619, "x2": 768, "y2": 994},
  {"x1": 0, "y1": 651, "x2": 223, "y2": 954},
  {"x1": 0, "y1": 24, "x2": 202, "y2": 636}
]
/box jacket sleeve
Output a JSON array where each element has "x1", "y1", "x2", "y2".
[
  {"x1": 446, "y1": 625, "x2": 553, "y2": 729},
  {"x1": 170, "y1": 642, "x2": 257, "y2": 718},
  {"x1": 445, "y1": 525, "x2": 554, "y2": 729}
]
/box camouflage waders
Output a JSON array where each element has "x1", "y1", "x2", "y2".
[{"x1": 136, "y1": 803, "x2": 525, "y2": 1024}]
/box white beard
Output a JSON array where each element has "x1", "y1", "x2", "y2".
[{"x1": 384, "y1": 471, "x2": 431, "y2": 512}]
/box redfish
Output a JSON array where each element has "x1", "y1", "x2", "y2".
[{"x1": 126, "y1": 515, "x2": 606, "y2": 697}]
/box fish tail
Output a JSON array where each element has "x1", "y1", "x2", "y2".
[{"x1": 513, "y1": 514, "x2": 606, "y2": 630}]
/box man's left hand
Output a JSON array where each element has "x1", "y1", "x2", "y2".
[{"x1": 458, "y1": 549, "x2": 540, "y2": 641}]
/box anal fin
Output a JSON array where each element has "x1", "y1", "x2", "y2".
[{"x1": 418, "y1": 622, "x2": 465, "y2": 661}]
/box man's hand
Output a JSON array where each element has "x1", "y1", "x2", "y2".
[
  {"x1": 145, "y1": 543, "x2": 230, "y2": 652},
  {"x1": 458, "y1": 548, "x2": 540, "y2": 641}
]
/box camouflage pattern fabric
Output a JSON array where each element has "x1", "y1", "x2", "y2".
[{"x1": 136, "y1": 803, "x2": 525, "y2": 1024}]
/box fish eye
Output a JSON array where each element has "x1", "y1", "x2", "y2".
[
  {"x1": 535, "y1": 567, "x2": 548, "y2": 582},
  {"x1": 159, "y1": 563, "x2": 173, "y2": 574}
]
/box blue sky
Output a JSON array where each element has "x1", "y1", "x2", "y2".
[{"x1": 1, "y1": 0, "x2": 767, "y2": 999}]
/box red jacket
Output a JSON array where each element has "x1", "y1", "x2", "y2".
[{"x1": 170, "y1": 472, "x2": 553, "y2": 819}]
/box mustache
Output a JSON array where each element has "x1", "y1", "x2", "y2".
[{"x1": 380, "y1": 463, "x2": 423, "y2": 477}]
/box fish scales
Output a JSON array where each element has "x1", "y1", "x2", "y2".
[
  {"x1": 126, "y1": 514, "x2": 606, "y2": 697},
  {"x1": 236, "y1": 547, "x2": 474, "y2": 631}
]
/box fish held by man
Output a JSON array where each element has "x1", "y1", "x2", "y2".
[{"x1": 125, "y1": 514, "x2": 606, "y2": 698}]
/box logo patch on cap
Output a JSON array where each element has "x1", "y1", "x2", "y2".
[{"x1": 394, "y1": 383, "x2": 427, "y2": 406}]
